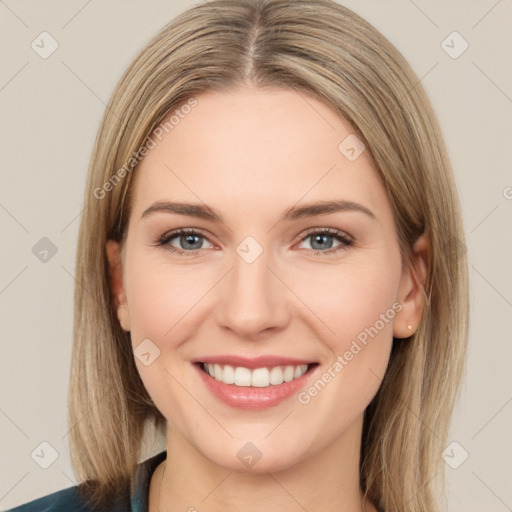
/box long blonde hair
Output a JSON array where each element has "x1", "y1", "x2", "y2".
[{"x1": 69, "y1": 1, "x2": 469, "y2": 510}]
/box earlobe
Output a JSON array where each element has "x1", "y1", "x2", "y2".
[
  {"x1": 393, "y1": 234, "x2": 429, "y2": 339},
  {"x1": 105, "y1": 239, "x2": 131, "y2": 331}
]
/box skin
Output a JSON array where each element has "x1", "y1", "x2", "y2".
[{"x1": 106, "y1": 85, "x2": 427, "y2": 512}]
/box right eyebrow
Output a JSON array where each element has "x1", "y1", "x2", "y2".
[{"x1": 140, "y1": 201, "x2": 222, "y2": 222}]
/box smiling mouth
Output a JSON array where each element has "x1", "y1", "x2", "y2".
[{"x1": 198, "y1": 362, "x2": 318, "y2": 387}]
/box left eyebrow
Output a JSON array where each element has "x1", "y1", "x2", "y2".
[{"x1": 280, "y1": 200, "x2": 376, "y2": 222}]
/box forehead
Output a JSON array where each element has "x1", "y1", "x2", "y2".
[{"x1": 130, "y1": 86, "x2": 389, "y2": 222}]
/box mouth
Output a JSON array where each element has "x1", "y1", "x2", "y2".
[
  {"x1": 193, "y1": 357, "x2": 319, "y2": 409},
  {"x1": 191, "y1": 355, "x2": 319, "y2": 410},
  {"x1": 198, "y1": 362, "x2": 316, "y2": 387}
]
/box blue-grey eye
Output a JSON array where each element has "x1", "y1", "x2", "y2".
[
  {"x1": 174, "y1": 233, "x2": 204, "y2": 250},
  {"x1": 297, "y1": 229, "x2": 352, "y2": 253},
  {"x1": 310, "y1": 233, "x2": 335, "y2": 250},
  {"x1": 157, "y1": 228, "x2": 215, "y2": 255}
]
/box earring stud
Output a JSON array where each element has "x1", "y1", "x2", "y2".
[{"x1": 407, "y1": 324, "x2": 413, "y2": 331}]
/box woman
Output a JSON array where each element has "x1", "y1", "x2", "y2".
[{"x1": 7, "y1": 0, "x2": 469, "y2": 511}]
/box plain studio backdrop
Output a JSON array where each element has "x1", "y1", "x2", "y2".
[{"x1": 0, "y1": 1, "x2": 511, "y2": 510}]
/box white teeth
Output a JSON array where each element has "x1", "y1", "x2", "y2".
[
  {"x1": 251, "y1": 368, "x2": 270, "y2": 387},
  {"x1": 222, "y1": 364, "x2": 235, "y2": 384},
  {"x1": 269, "y1": 366, "x2": 284, "y2": 385},
  {"x1": 203, "y1": 363, "x2": 309, "y2": 387},
  {"x1": 213, "y1": 364, "x2": 223, "y2": 381},
  {"x1": 283, "y1": 366, "x2": 295, "y2": 382},
  {"x1": 234, "y1": 367, "x2": 252, "y2": 386}
]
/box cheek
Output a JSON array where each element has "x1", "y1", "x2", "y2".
[
  {"x1": 296, "y1": 258, "x2": 401, "y2": 346},
  {"x1": 295, "y1": 258, "x2": 401, "y2": 406},
  {"x1": 294, "y1": 268, "x2": 400, "y2": 425},
  {"x1": 123, "y1": 259, "x2": 209, "y2": 423},
  {"x1": 125, "y1": 257, "x2": 211, "y2": 343}
]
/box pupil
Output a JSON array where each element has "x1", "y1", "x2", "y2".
[
  {"x1": 312, "y1": 234, "x2": 332, "y2": 250},
  {"x1": 182, "y1": 234, "x2": 202, "y2": 250}
]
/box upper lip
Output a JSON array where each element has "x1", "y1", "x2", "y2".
[{"x1": 194, "y1": 355, "x2": 316, "y2": 369}]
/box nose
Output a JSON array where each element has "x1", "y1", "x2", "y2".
[{"x1": 214, "y1": 245, "x2": 291, "y2": 340}]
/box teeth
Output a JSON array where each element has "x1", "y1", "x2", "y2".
[
  {"x1": 234, "y1": 366, "x2": 252, "y2": 386},
  {"x1": 222, "y1": 365, "x2": 235, "y2": 384},
  {"x1": 269, "y1": 366, "x2": 284, "y2": 385},
  {"x1": 251, "y1": 368, "x2": 270, "y2": 387},
  {"x1": 283, "y1": 366, "x2": 295, "y2": 382},
  {"x1": 203, "y1": 363, "x2": 309, "y2": 387}
]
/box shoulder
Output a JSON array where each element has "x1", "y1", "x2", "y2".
[
  {"x1": 5, "y1": 450, "x2": 167, "y2": 512},
  {"x1": 5, "y1": 485, "x2": 130, "y2": 512},
  {"x1": 4, "y1": 485, "x2": 95, "y2": 512}
]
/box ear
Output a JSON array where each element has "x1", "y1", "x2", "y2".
[
  {"x1": 393, "y1": 234, "x2": 429, "y2": 339},
  {"x1": 105, "y1": 239, "x2": 131, "y2": 332}
]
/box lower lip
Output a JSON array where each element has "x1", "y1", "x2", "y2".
[{"x1": 195, "y1": 364, "x2": 317, "y2": 410}]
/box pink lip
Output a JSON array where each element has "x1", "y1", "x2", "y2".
[
  {"x1": 193, "y1": 361, "x2": 318, "y2": 410},
  {"x1": 194, "y1": 355, "x2": 315, "y2": 369}
]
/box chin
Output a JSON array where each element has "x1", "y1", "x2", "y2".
[{"x1": 193, "y1": 433, "x2": 309, "y2": 474}]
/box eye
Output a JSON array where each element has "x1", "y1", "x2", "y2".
[
  {"x1": 156, "y1": 228, "x2": 215, "y2": 256},
  {"x1": 154, "y1": 227, "x2": 353, "y2": 257},
  {"x1": 296, "y1": 228, "x2": 353, "y2": 255}
]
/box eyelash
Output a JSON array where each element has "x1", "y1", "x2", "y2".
[{"x1": 154, "y1": 227, "x2": 354, "y2": 257}]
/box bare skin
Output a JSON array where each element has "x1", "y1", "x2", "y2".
[{"x1": 107, "y1": 85, "x2": 426, "y2": 512}]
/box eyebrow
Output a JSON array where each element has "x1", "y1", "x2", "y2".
[{"x1": 140, "y1": 199, "x2": 376, "y2": 222}]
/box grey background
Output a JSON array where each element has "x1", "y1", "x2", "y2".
[{"x1": 1, "y1": 1, "x2": 511, "y2": 510}]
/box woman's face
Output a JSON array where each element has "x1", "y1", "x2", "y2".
[{"x1": 107, "y1": 85, "x2": 423, "y2": 472}]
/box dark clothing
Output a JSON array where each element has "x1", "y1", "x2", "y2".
[{"x1": 6, "y1": 451, "x2": 166, "y2": 512}]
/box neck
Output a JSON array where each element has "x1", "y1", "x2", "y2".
[{"x1": 151, "y1": 414, "x2": 377, "y2": 512}]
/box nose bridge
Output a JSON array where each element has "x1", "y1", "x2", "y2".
[{"x1": 216, "y1": 238, "x2": 289, "y2": 337}]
